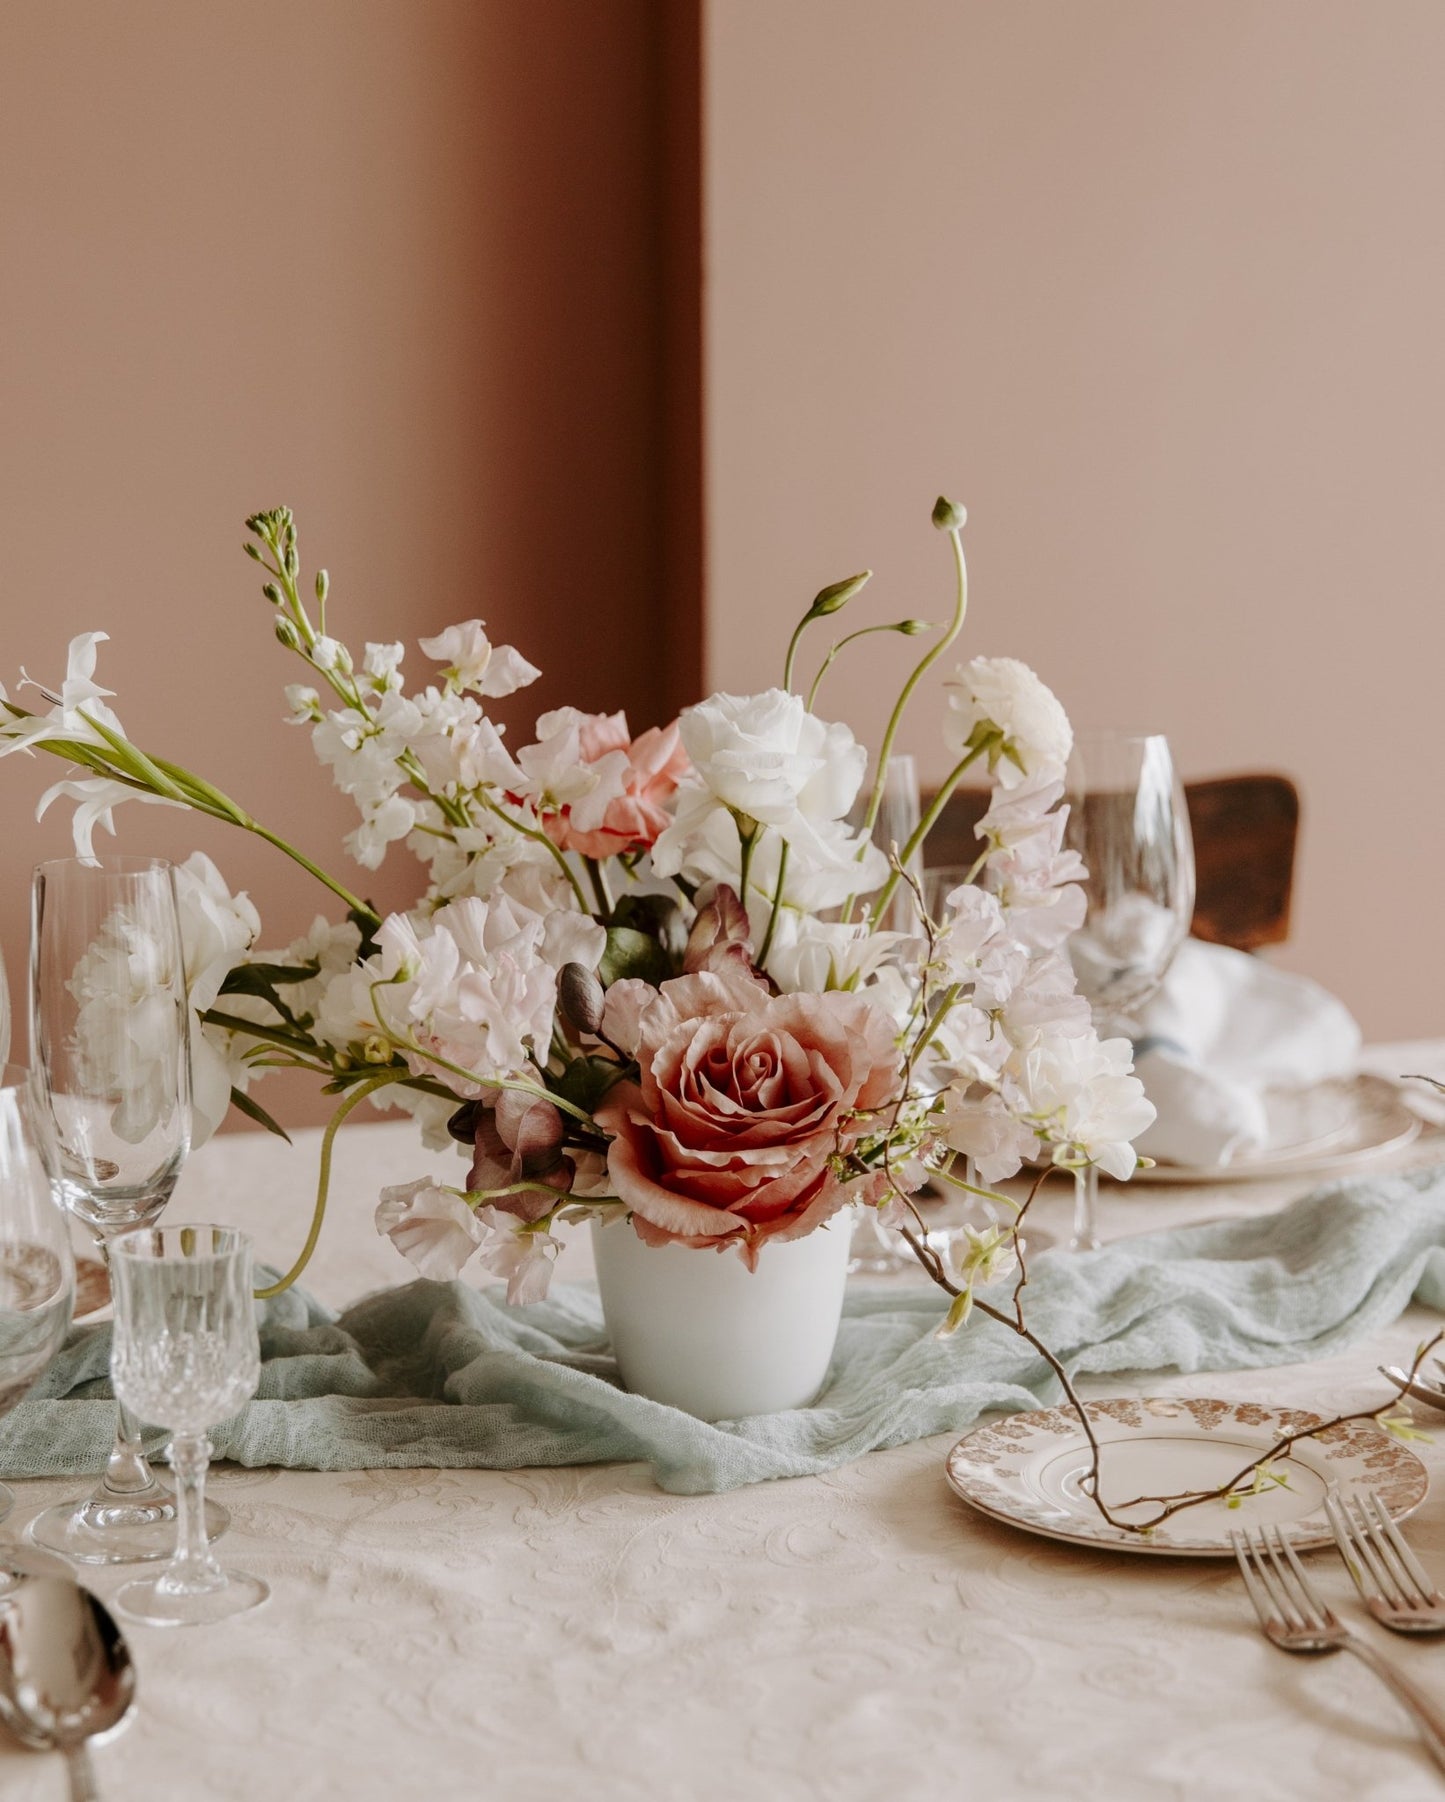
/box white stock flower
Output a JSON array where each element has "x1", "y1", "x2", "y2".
[
  {"x1": 345, "y1": 794, "x2": 422, "y2": 871},
  {"x1": 362, "y1": 642, "x2": 405, "y2": 692},
  {"x1": 943, "y1": 657, "x2": 1072, "y2": 789},
  {"x1": 419, "y1": 621, "x2": 540, "y2": 698},
  {"x1": 516, "y1": 708, "x2": 629, "y2": 823},
  {"x1": 376, "y1": 1179, "x2": 485, "y2": 1280}
]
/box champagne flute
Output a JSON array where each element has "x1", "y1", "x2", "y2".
[
  {"x1": 111, "y1": 1225, "x2": 267, "y2": 1627},
  {"x1": 1063, "y1": 732, "x2": 1195, "y2": 1250},
  {"x1": 0, "y1": 1066, "x2": 75, "y2": 1582},
  {"x1": 26, "y1": 856, "x2": 223, "y2": 1563}
]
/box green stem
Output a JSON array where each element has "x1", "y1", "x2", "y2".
[
  {"x1": 867, "y1": 741, "x2": 987, "y2": 927},
  {"x1": 481, "y1": 795, "x2": 590, "y2": 911},
  {"x1": 807, "y1": 623, "x2": 925, "y2": 711},
  {"x1": 736, "y1": 820, "x2": 759, "y2": 900},
  {"x1": 253, "y1": 1072, "x2": 405, "y2": 1299},
  {"x1": 863, "y1": 526, "x2": 969, "y2": 838},
  {"x1": 782, "y1": 617, "x2": 810, "y2": 693},
  {"x1": 246, "y1": 820, "x2": 377, "y2": 923},
  {"x1": 756, "y1": 841, "x2": 790, "y2": 966},
  {"x1": 584, "y1": 857, "x2": 613, "y2": 915}
]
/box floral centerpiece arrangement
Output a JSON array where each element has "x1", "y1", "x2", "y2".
[
  {"x1": 1, "y1": 497, "x2": 1151, "y2": 1322},
  {"x1": 4, "y1": 496, "x2": 1433, "y2": 1515}
]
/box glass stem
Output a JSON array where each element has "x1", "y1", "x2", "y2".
[
  {"x1": 101, "y1": 1398, "x2": 162, "y2": 1498},
  {"x1": 168, "y1": 1433, "x2": 221, "y2": 1585},
  {"x1": 1071, "y1": 1163, "x2": 1100, "y2": 1253}
]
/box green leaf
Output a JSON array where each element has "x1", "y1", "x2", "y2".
[
  {"x1": 598, "y1": 926, "x2": 671, "y2": 988},
  {"x1": 550, "y1": 1054, "x2": 630, "y2": 1116},
  {"x1": 607, "y1": 893, "x2": 687, "y2": 965},
  {"x1": 228, "y1": 1087, "x2": 292, "y2": 1143},
  {"x1": 220, "y1": 961, "x2": 320, "y2": 994}
]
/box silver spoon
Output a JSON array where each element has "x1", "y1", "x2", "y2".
[
  {"x1": 0, "y1": 1574, "x2": 135, "y2": 1800},
  {"x1": 1380, "y1": 1364, "x2": 1445, "y2": 1413}
]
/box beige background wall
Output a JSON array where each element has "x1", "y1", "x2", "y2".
[
  {"x1": 0, "y1": 0, "x2": 695, "y2": 1114},
  {"x1": 704, "y1": 0, "x2": 1445, "y2": 1038}
]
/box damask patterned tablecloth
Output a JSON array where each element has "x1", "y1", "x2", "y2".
[{"x1": 2, "y1": 1045, "x2": 1444, "y2": 1802}]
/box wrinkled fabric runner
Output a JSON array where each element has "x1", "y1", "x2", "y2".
[{"x1": 4, "y1": 1163, "x2": 1445, "y2": 1495}]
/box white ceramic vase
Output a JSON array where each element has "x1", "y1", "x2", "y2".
[{"x1": 591, "y1": 1214, "x2": 852, "y2": 1420}]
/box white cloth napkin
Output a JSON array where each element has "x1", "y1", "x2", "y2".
[{"x1": 1131, "y1": 938, "x2": 1362, "y2": 1169}]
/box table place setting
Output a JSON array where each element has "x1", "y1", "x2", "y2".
[{"x1": 0, "y1": 496, "x2": 1442, "y2": 1798}]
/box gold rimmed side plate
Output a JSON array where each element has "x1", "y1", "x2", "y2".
[{"x1": 945, "y1": 1396, "x2": 1428, "y2": 1557}]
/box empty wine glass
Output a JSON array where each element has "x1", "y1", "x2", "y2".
[
  {"x1": 0, "y1": 1066, "x2": 75, "y2": 1581},
  {"x1": 110, "y1": 1225, "x2": 267, "y2": 1628},
  {"x1": 1063, "y1": 732, "x2": 1195, "y2": 1250},
  {"x1": 27, "y1": 856, "x2": 224, "y2": 1564}
]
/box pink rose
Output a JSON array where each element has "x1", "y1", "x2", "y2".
[
  {"x1": 546, "y1": 712, "x2": 690, "y2": 859},
  {"x1": 594, "y1": 966, "x2": 902, "y2": 1266}
]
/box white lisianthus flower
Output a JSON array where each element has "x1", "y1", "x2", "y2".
[
  {"x1": 658, "y1": 779, "x2": 887, "y2": 911},
  {"x1": 943, "y1": 657, "x2": 1073, "y2": 789},
  {"x1": 744, "y1": 898, "x2": 903, "y2": 994},
  {"x1": 375, "y1": 1179, "x2": 485, "y2": 1280},
  {"x1": 663, "y1": 688, "x2": 866, "y2": 831},
  {"x1": 419, "y1": 621, "x2": 540, "y2": 699}
]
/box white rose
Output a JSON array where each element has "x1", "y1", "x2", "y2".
[{"x1": 943, "y1": 657, "x2": 1073, "y2": 789}]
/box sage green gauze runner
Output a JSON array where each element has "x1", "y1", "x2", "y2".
[{"x1": 3, "y1": 1164, "x2": 1444, "y2": 1495}]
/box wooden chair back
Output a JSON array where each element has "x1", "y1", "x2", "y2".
[{"x1": 920, "y1": 773, "x2": 1299, "y2": 952}]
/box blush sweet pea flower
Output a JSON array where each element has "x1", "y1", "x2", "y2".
[{"x1": 595, "y1": 964, "x2": 903, "y2": 1266}]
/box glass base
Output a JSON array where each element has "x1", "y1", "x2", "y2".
[
  {"x1": 116, "y1": 1567, "x2": 268, "y2": 1628},
  {"x1": 28, "y1": 1490, "x2": 230, "y2": 1565},
  {"x1": 850, "y1": 1195, "x2": 1055, "y2": 1275},
  {"x1": 0, "y1": 1540, "x2": 75, "y2": 1596}
]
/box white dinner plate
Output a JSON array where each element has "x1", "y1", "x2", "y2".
[
  {"x1": 944, "y1": 1396, "x2": 1428, "y2": 1557},
  {"x1": 1136, "y1": 1075, "x2": 1422, "y2": 1185}
]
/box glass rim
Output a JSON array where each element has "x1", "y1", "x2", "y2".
[
  {"x1": 1069, "y1": 728, "x2": 1172, "y2": 746},
  {"x1": 33, "y1": 854, "x2": 177, "y2": 879},
  {"x1": 110, "y1": 1223, "x2": 252, "y2": 1262}
]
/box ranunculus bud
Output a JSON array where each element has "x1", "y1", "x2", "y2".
[
  {"x1": 809, "y1": 570, "x2": 872, "y2": 618},
  {"x1": 559, "y1": 961, "x2": 605, "y2": 1034},
  {"x1": 932, "y1": 496, "x2": 967, "y2": 531}
]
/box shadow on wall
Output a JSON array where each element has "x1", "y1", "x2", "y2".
[{"x1": 0, "y1": 0, "x2": 703, "y2": 1125}]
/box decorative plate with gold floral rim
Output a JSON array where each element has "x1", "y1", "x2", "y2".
[{"x1": 945, "y1": 1397, "x2": 1428, "y2": 1557}]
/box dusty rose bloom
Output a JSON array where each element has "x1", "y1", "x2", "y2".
[
  {"x1": 547, "y1": 712, "x2": 689, "y2": 859},
  {"x1": 595, "y1": 964, "x2": 901, "y2": 1266}
]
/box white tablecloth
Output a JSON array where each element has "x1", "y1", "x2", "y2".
[{"x1": 4, "y1": 1046, "x2": 1445, "y2": 1801}]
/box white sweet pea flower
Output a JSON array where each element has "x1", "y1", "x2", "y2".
[
  {"x1": 939, "y1": 1086, "x2": 1042, "y2": 1184},
  {"x1": 1016, "y1": 1032, "x2": 1156, "y2": 1180},
  {"x1": 474, "y1": 1206, "x2": 560, "y2": 1305},
  {"x1": 376, "y1": 1179, "x2": 485, "y2": 1280},
  {"x1": 943, "y1": 657, "x2": 1072, "y2": 789},
  {"x1": 345, "y1": 794, "x2": 422, "y2": 871},
  {"x1": 419, "y1": 621, "x2": 540, "y2": 698},
  {"x1": 934, "y1": 884, "x2": 1027, "y2": 1009},
  {"x1": 516, "y1": 708, "x2": 629, "y2": 822}
]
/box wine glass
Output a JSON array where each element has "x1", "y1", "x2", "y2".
[
  {"x1": 110, "y1": 1225, "x2": 267, "y2": 1628},
  {"x1": 1063, "y1": 732, "x2": 1195, "y2": 1250},
  {"x1": 27, "y1": 856, "x2": 224, "y2": 1563},
  {"x1": 0, "y1": 939, "x2": 11, "y2": 1066},
  {"x1": 0, "y1": 1066, "x2": 75, "y2": 1582}
]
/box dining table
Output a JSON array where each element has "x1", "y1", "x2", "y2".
[{"x1": 2, "y1": 1042, "x2": 1444, "y2": 1802}]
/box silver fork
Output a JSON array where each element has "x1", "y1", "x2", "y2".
[
  {"x1": 1325, "y1": 1489, "x2": 1445, "y2": 1635},
  {"x1": 1232, "y1": 1523, "x2": 1445, "y2": 1773}
]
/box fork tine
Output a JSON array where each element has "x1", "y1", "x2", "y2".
[
  {"x1": 1258, "y1": 1525, "x2": 1312, "y2": 1631},
  {"x1": 1341, "y1": 1490, "x2": 1406, "y2": 1606},
  {"x1": 1325, "y1": 1490, "x2": 1376, "y2": 1604},
  {"x1": 1232, "y1": 1530, "x2": 1280, "y2": 1631},
  {"x1": 1355, "y1": 1491, "x2": 1418, "y2": 1607},
  {"x1": 1272, "y1": 1524, "x2": 1338, "y2": 1630},
  {"x1": 1364, "y1": 1490, "x2": 1437, "y2": 1604}
]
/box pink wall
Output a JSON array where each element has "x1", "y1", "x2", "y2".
[
  {"x1": 0, "y1": 1, "x2": 697, "y2": 1115},
  {"x1": 704, "y1": 0, "x2": 1445, "y2": 1038}
]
